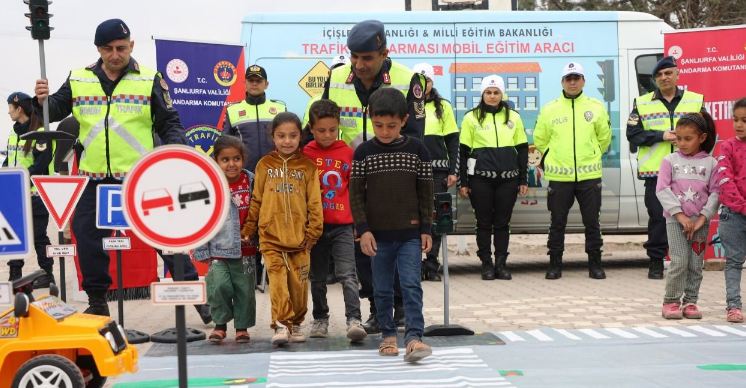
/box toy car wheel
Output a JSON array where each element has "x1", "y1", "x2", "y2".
[
  {"x1": 14, "y1": 292, "x2": 29, "y2": 318},
  {"x1": 77, "y1": 355, "x2": 107, "y2": 388},
  {"x1": 12, "y1": 354, "x2": 85, "y2": 388}
]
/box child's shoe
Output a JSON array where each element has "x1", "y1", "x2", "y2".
[
  {"x1": 682, "y1": 303, "x2": 702, "y2": 319},
  {"x1": 271, "y1": 325, "x2": 289, "y2": 346},
  {"x1": 661, "y1": 303, "x2": 682, "y2": 319},
  {"x1": 235, "y1": 330, "x2": 250, "y2": 343},
  {"x1": 346, "y1": 319, "x2": 368, "y2": 342},
  {"x1": 289, "y1": 325, "x2": 306, "y2": 343},
  {"x1": 404, "y1": 339, "x2": 432, "y2": 363},
  {"x1": 208, "y1": 329, "x2": 226, "y2": 344},
  {"x1": 309, "y1": 319, "x2": 329, "y2": 338},
  {"x1": 727, "y1": 308, "x2": 744, "y2": 323}
]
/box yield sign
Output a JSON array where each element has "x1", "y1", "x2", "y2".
[{"x1": 31, "y1": 176, "x2": 89, "y2": 230}]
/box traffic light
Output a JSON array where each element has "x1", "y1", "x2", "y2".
[
  {"x1": 596, "y1": 59, "x2": 615, "y2": 103},
  {"x1": 433, "y1": 192, "x2": 454, "y2": 234},
  {"x1": 24, "y1": 0, "x2": 53, "y2": 40}
]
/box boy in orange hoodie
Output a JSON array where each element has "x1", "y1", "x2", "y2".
[{"x1": 242, "y1": 112, "x2": 323, "y2": 346}]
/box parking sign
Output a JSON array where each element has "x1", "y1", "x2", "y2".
[
  {"x1": 0, "y1": 169, "x2": 33, "y2": 256},
  {"x1": 96, "y1": 184, "x2": 129, "y2": 230}
]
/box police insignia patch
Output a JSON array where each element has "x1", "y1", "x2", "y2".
[
  {"x1": 414, "y1": 101, "x2": 425, "y2": 119},
  {"x1": 413, "y1": 83, "x2": 423, "y2": 99},
  {"x1": 269, "y1": 107, "x2": 278, "y2": 115},
  {"x1": 507, "y1": 120, "x2": 514, "y2": 129},
  {"x1": 159, "y1": 78, "x2": 170, "y2": 91},
  {"x1": 35, "y1": 142, "x2": 47, "y2": 152},
  {"x1": 584, "y1": 111, "x2": 593, "y2": 122},
  {"x1": 627, "y1": 113, "x2": 640, "y2": 126}
]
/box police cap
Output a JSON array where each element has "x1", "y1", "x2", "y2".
[
  {"x1": 652, "y1": 56, "x2": 677, "y2": 76},
  {"x1": 94, "y1": 19, "x2": 131, "y2": 46},
  {"x1": 347, "y1": 20, "x2": 386, "y2": 53},
  {"x1": 246, "y1": 64, "x2": 268, "y2": 80},
  {"x1": 7, "y1": 92, "x2": 31, "y2": 104}
]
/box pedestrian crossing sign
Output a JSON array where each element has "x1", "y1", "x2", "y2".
[{"x1": 0, "y1": 168, "x2": 34, "y2": 257}]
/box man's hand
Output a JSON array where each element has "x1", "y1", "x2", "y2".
[
  {"x1": 421, "y1": 234, "x2": 432, "y2": 254},
  {"x1": 663, "y1": 131, "x2": 677, "y2": 143},
  {"x1": 35, "y1": 79, "x2": 49, "y2": 102},
  {"x1": 446, "y1": 174, "x2": 458, "y2": 188},
  {"x1": 360, "y1": 231, "x2": 377, "y2": 257},
  {"x1": 519, "y1": 184, "x2": 528, "y2": 196},
  {"x1": 459, "y1": 187, "x2": 470, "y2": 198}
]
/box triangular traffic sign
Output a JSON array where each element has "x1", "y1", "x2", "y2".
[{"x1": 31, "y1": 176, "x2": 89, "y2": 230}]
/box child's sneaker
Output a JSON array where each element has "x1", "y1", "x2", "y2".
[
  {"x1": 346, "y1": 319, "x2": 368, "y2": 342},
  {"x1": 271, "y1": 325, "x2": 289, "y2": 346},
  {"x1": 289, "y1": 325, "x2": 306, "y2": 343},
  {"x1": 309, "y1": 319, "x2": 329, "y2": 338},
  {"x1": 661, "y1": 303, "x2": 682, "y2": 319},
  {"x1": 727, "y1": 308, "x2": 744, "y2": 323},
  {"x1": 682, "y1": 303, "x2": 702, "y2": 319}
]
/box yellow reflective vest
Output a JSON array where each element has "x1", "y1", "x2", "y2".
[
  {"x1": 534, "y1": 93, "x2": 611, "y2": 182},
  {"x1": 460, "y1": 107, "x2": 527, "y2": 180},
  {"x1": 634, "y1": 90, "x2": 704, "y2": 178},
  {"x1": 5, "y1": 128, "x2": 55, "y2": 193},
  {"x1": 69, "y1": 66, "x2": 156, "y2": 178},
  {"x1": 225, "y1": 98, "x2": 286, "y2": 171},
  {"x1": 424, "y1": 99, "x2": 459, "y2": 171}
]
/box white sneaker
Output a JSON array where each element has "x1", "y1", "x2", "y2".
[
  {"x1": 346, "y1": 319, "x2": 368, "y2": 342},
  {"x1": 272, "y1": 325, "x2": 289, "y2": 346},
  {"x1": 289, "y1": 325, "x2": 306, "y2": 343},
  {"x1": 309, "y1": 319, "x2": 329, "y2": 338}
]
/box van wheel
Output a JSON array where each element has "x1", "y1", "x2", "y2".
[
  {"x1": 77, "y1": 355, "x2": 107, "y2": 388},
  {"x1": 12, "y1": 354, "x2": 85, "y2": 388}
]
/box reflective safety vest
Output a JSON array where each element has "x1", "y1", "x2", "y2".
[
  {"x1": 69, "y1": 66, "x2": 156, "y2": 178},
  {"x1": 225, "y1": 98, "x2": 286, "y2": 172},
  {"x1": 327, "y1": 61, "x2": 418, "y2": 149},
  {"x1": 6, "y1": 128, "x2": 55, "y2": 193},
  {"x1": 534, "y1": 93, "x2": 611, "y2": 182},
  {"x1": 635, "y1": 90, "x2": 704, "y2": 179},
  {"x1": 460, "y1": 107, "x2": 527, "y2": 179}
]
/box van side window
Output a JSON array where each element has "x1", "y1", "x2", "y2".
[{"x1": 635, "y1": 54, "x2": 663, "y2": 96}]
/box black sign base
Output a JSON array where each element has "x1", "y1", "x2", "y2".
[
  {"x1": 150, "y1": 327, "x2": 206, "y2": 343},
  {"x1": 423, "y1": 324, "x2": 475, "y2": 337}
]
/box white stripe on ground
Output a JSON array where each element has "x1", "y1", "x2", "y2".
[
  {"x1": 658, "y1": 326, "x2": 697, "y2": 337},
  {"x1": 578, "y1": 328, "x2": 610, "y2": 339},
  {"x1": 552, "y1": 328, "x2": 582, "y2": 340},
  {"x1": 269, "y1": 362, "x2": 487, "y2": 373},
  {"x1": 267, "y1": 382, "x2": 513, "y2": 388},
  {"x1": 268, "y1": 366, "x2": 488, "y2": 378},
  {"x1": 499, "y1": 331, "x2": 525, "y2": 341},
  {"x1": 687, "y1": 325, "x2": 727, "y2": 337},
  {"x1": 631, "y1": 326, "x2": 668, "y2": 338},
  {"x1": 713, "y1": 325, "x2": 746, "y2": 337},
  {"x1": 265, "y1": 376, "x2": 510, "y2": 388},
  {"x1": 270, "y1": 355, "x2": 479, "y2": 365},
  {"x1": 269, "y1": 347, "x2": 472, "y2": 359},
  {"x1": 605, "y1": 328, "x2": 639, "y2": 339},
  {"x1": 525, "y1": 329, "x2": 553, "y2": 341}
]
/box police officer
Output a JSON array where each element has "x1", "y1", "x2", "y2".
[
  {"x1": 322, "y1": 20, "x2": 426, "y2": 333},
  {"x1": 459, "y1": 75, "x2": 528, "y2": 281},
  {"x1": 33, "y1": 19, "x2": 194, "y2": 316},
  {"x1": 4, "y1": 92, "x2": 54, "y2": 287},
  {"x1": 534, "y1": 62, "x2": 611, "y2": 280},
  {"x1": 412, "y1": 63, "x2": 459, "y2": 282},
  {"x1": 224, "y1": 64, "x2": 286, "y2": 172},
  {"x1": 626, "y1": 56, "x2": 706, "y2": 279}
]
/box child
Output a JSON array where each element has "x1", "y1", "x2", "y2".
[
  {"x1": 193, "y1": 135, "x2": 256, "y2": 344},
  {"x1": 302, "y1": 99, "x2": 367, "y2": 342},
  {"x1": 656, "y1": 112, "x2": 719, "y2": 319},
  {"x1": 242, "y1": 112, "x2": 323, "y2": 346},
  {"x1": 718, "y1": 97, "x2": 746, "y2": 323},
  {"x1": 350, "y1": 87, "x2": 434, "y2": 363}
]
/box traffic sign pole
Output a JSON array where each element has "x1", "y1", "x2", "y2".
[
  {"x1": 174, "y1": 253, "x2": 187, "y2": 388},
  {"x1": 58, "y1": 230, "x2": 66, "y2": 301}
]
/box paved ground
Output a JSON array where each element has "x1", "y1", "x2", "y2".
[{"x1": 2, "y1": 233, "x2": 744, "y2": 387}]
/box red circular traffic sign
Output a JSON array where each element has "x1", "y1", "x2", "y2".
[{"x1": 123, "y1": 145, "x2": 229, "y2": 251}]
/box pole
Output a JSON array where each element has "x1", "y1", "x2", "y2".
[
  {"x1": 38, "y1": 40, "x2": 50, "y2": 132},
  {"x1": 442, "y1": 233, "x2": 450, "y2": 326},
  {"x1": 175, "y1": 253, "x2": 187, "y2": 388},
  {"x1": 57, "y1": 230, "x2": 66, "y2": 301},
  {"x1": 116, "y1": 230, "x2": 125, "y2": 327}
]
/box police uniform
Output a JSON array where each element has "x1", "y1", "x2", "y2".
[
  {"x1": 625, "y1": 56, "x2": 705, "y2": 279},
  {"x1": 224, "y1": 65, "x2": 286, "y2": 172},
  {"x1": 534, "y1": 63, "x2": 611, "y2": 280},
  {"x1": 35, "y1": 19, "x2": 199, "y2": 317},
  {"x1": 322, "y1": 20, "x2": 424, "y2": 332},
  {"x1": 4, "y1": 92, "x2": 54, "y2": 285},
  {"x1": 459, "y1": 76, "x2": 528, "y2": 280}
]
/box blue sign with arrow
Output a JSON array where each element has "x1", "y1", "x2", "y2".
[{"x1": 0, "y1": 168, "x2": 34, "y2": 256}]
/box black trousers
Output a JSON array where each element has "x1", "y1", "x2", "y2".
[
  {"x1": 429, "y1": 171, "x2": 450, "y2": 261},
  {"x1": 469, "y1": 176, "x2": 519, "y2": 259},
  {"x1": 9, "y1": 197, "x2": 53, "y2": 271},
  {"x1": 643, "y1": 178, "x2": 668, "y2": 260},
  {"x1": 73, "y1": 179, "x2": 199, "y2": 291},
  {"x1": 547, "y1": 178, "x2": 603, "y2": 255}
]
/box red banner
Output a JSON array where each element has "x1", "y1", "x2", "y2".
[{"x1": 665, "y1": 26, "x2": 746, "y2": 264}]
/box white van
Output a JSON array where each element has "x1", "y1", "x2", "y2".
[{"x1": 240, "y1": 11, "x2": 671, "y2": 234}]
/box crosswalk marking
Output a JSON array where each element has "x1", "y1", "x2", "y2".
[
  {"x1": 650, "y1": 326, "x2": 697, "y2": 337},
  {"x1": 553, "y1": 328, "x2": 582, "y2": 340},
  {"x1": 605, "y1": 328, "x2": 638, "y2": 339},
  {"x1": 713, "y1": 325, "x2": 746, "y2": 337},
  {"x1": 526, "y1": 329, "x2": 553, "y2": 341},
  {"x1": 499, "y1": 331, "x2": 525, "y2": 342},
  {"x1": 578, "y1": 328, "x2": 610, "y2": 339},
  {"x1": 687, "y1": 325, "x2": 727, "y2": 337},
  {"x1": 497, "y1": 325, "x2": 746, "y2": 343},
  {"x1": 631, "y1": 326, "x2": 668, "y2": 338}
]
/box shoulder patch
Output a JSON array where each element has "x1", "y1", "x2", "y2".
[
  {"x1": 35, "y1": 142, "x2": 48, "y2": 152},
  {"x1": 412, "y1": 83, "x2": 423, "y2": 99},
  {"x1": 345, "y1": 71, "x2": 355, "y2": 84},
  {"x1": 627, "y1": 113, "x2": 640, "y2": 126},
  {"x1": 159, "y1": 78, "x2": 169, "y2": 91},
  {"x1": 270, "y1": 99, "x2": 287, "y2": 106}
]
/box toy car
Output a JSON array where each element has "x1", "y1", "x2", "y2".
[
  {"x1": 141, "y1": 188, "x2": 174, "y2": 216},
  {"x1": 0, "y1": 270, "x2": 138, "y2": 387},
  {"x1": 178, "y1": 182, "x2": 210, "y2": 209}
]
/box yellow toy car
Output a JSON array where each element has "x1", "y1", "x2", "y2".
[{"x1": 0, "y1": 270, "x2": 138, "y2": 387}]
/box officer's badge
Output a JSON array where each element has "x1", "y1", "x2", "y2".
[
  {"x1": 584, "y1": 111, "x2": 593, "y2": 122},
  {"x1": 12, "y1": 95, "x2": 19, "y2": 103},
  {"x1": 269, "y1": 107, "x2": 278, "y2": 115},
  {"x1": 159, "y1": 78, "x2": 170, "y2": 91},
  {"x1": 35, "y1": 142, "x2": 47, "y2": 152},
  {"x1": 507, "y1": 120, "x2": 514, "y2": 129},
  {"x1": 413, "y1": 83, "x2": 423, "y2": 99},
  {"x1": 627, "y1": 113, "x2": 640, "y2": 126},
  {"x1": 249, "y1": 65, "x2": 261, "y2": 72}
]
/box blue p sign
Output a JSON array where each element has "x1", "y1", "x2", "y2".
[{"x1": 96, "y1": 184, "x2": 129, "y2": 230}]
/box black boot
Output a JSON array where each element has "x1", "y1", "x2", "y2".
[
  {"x1": 494, "y1": 255, "x2": 512, "y2": 280},
  {"x1": 83, "y1": 290, "x2": 110, "y2": 316},
  {"x1": 545, "y1": 254, "x2": 563, "y2": 280},
  {"x1": 394, "y1": 299, "x2": 405, "y2": 328},
  {"x1": 363, "y1": 299, "x2": 380, "y2": 334},
  {"x1": 422, "y1": 256, "x2": 442, "y2": 281},
  {"x1": 8, "y1": 260, "x2": 24, "y2": 282},
  {"x1": 588, "y1": 251, "x2": 606, "y2": 279},
  {"x1": 32, "y1": 267, "x2": 56, "y2": 289},
  {"x1": 480, "y1": 257, "x2": 496, "y2": 280},
  {"x1": 194, "y1": 304, "x2": 212, "y2": 324},
  {"x1": 648, "y1": 259, "x2": 664, "y2": 279}
]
